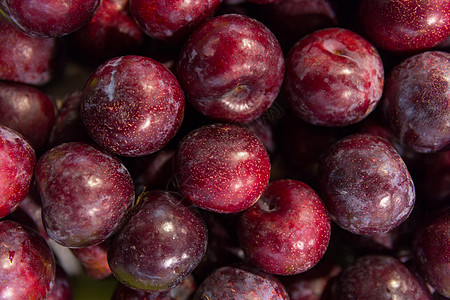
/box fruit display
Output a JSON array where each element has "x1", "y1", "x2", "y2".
[{"x1": 0, "y1": 0, "x2": 449, "y2": 299}]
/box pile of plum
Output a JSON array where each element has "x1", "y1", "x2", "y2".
[{"x1": 0, "y1": 0, "x2": 449, "y2": 299}]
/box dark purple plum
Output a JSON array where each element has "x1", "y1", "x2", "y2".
[
  {"x1": 46, "y1": 265, "x2": 72, "y2": 300},
  {"x1": 71, "y1": 241, "x2": 112, "y2": 279},
  {"x1": 193, "y1": 265, "x2": 289, "y2": 300},
  {"x1": 284, "y1": 27, "x2": 384, "y2": 126},
  {"x1": 413, "y1": 207, "x2": 450, "y2": 297},
  {"x1": 0, "y1": 16, "x2": 58, "y2": 86},
  {"x1": 47, "y1": 90, "x2": 92, "y2": 148},
  {"x1": 177, "y1": 13, "x2": 285, "y2": 123},
  {"x1": 175, "y1": 123, "x2": 271, "y2": 213},
  {"x1": 359, "y1": 0, "x2": 450, "y2": 53},
  {"x1": 0, "y1": 125, "x2": 35, "y2": 219},
  {"x1": 382, "y1": 51, "x2": 450, "y2": 153},
  {"x1": 129, "y1": 0, "x2": 221, "y2": 41},
  {"x1": 336, "y1": 255, "x2": 432, "y2": 299},
  {"x1": 82, "y1": 55, "x2": 185, "y2": 157},
  {"x1": 111, "y1": 275, "x2": 196, "y2": 300},
  {"x1": 238, "y1": 179, "x2": 331, "y2": 275},
  {"x1": 319, "y1": 134, "x2": 415, "y2": 235},
  {"x1": 0, "y1": 220, "x2": 55, "y2": 300},
  {"x1": 0, "y1": 0, "x2": 101, "y2": 38},
  {"x1": 0, "y1": 81, "x2": 56, "y2": 152},
  {"x1": 107, "y1": 191, "x2": 207, "y2": 292},
  {"x1": 35, "y1": 142, "x2": 135, "y2": 248},
  {"x1": 70, "y1": 0, "x2": 144, "y2": 65}
]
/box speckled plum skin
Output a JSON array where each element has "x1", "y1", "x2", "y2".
[
  {"x1": 319, "y1": 134, "x2": 415, "y2": 235},
  {"x1": 0, "y1": 0, "x2": 100, "y2": 38},
  {"x1": 111, "y1": 275, "x2": 196, "y2": 300},
  {"x1": 337, "y1": 255, "x2": 432, "y2": 299},
  {"x1": 382, "y1": 51, "x2": 450, "y2": 153},
  {"x1": 238, "y1": 180, "x2": 331, "y2": 275},
  {"x1": 193, "y1": 266, "x2": 289, "y2": 300},
  {"x1": 413, "y1": 208, "x2": 450, "y2": 297},
  {"x1": 359, "y1": 0, "x2": 450, "y2": 53},
  {"x1": 284, "y1": 27, "x2": 384, "y2": 127},
  {"x1": 129, "y1": 0, "x2": 221, "y2": 41},
  {"x1": 108, "y1": 191, "x2": 207, "y2": 292},
  {"x1": 0, "y1": 220, "x2": 56, "y2": 300},
  {"x1": 0, "y1": 16, "x2": 57, "y2": 86},
  {"x1": 35, "y1": 142, "x2": 135, "y2": 248},
  {"x1": 0, "y1": 82, "x2": 56, "y2": 152},
  {"x1": 71, "y1": 0, "x2": 144, "y2": 65},
  {"x1": 0, "y1": 125, "x2": 35, "y2": 219},
  {"x1": 82, "y1": 55, "x2": 185, "y2": 157},
  {"x1": 175, "y1": 123, "x2": 271, "y2": 213},
  {"x1": 177, "y1": 14, "x2": 285, "y2": 123}
]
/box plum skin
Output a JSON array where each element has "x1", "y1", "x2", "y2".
[
  {"x1": 238, "y1": 179, "x2": 331, "y2": 275},
  {"x1": 0, "y1": 125, "x2": 36, "y2": 219},
  {"x1": 0, "y1": 81, "x2": 56, "y2": 152},
  {"x1": 193, "y1": 266, "x2": 290, "y2": 299},
  {"x1": 82, "y1": 55, "x2": 185, "y2": 157},
  {"x1": 413, "y1": 208, "x2": 450, "y2": 297},
  {"x1": 175, "y1": 123, "x2": 271, "y2": 214},
  {"x1": 0, "y1": 220, "x2": 56, "y2": 300},
  {"x1": 337, "y1": 255, "x2": 432, "y2": 299},
  {"x1": 107, "y1": 191, "x2": 208, "y2": 292},
  {"x1": 35, "y1": 142, "x2": 135, "y2": 248},
  {"x1": 319, "y1": 134, "x2": 415, "y2": 235},
  {"x1": 284, "y1": 27, "x2": 384, "y2": 127},
  {"x1": 359, "y1": 0, "x2": 450, "y2": 53},
  {"x1": 0, "y1": 0, "x2": 101, "y2": 38},
  {"x1": 382, "y1": 51, "x2": 450, "y2": 153},
  {"x1": 0, "y1": 16, "x2": 57, "y2": 86},
  {"x1": 129, "y1": 0, "x2": 222, "y2": 41},
  {"x1": 177, "y1": 13, "x2": 285, "y2": 123}
]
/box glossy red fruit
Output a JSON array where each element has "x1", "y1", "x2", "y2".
[
  {"x1": 193, "y1": 265, "x2": 290, "y2": 299},
  {"x1": 82, "y1": 55, "x2": 185, "y2": 157},
  {"x1": 177, "y1": 14, "x2": 285, "y2": 123},
  {"x1": 129, "y1": 0, "x2": 221, "y2": 41},
  {"x1": 359, "y1": 0, "x2": 450, "y2": 53},
  {"x1": 0, "y1": 220, "x2": 56, "y2": 300},
  {"x1": 0, "y1": 0, "x2": 101, "y2": 38},
  {"x1": 0, "y1": 16, "x2": 57, "y2": 86},
  {"x1": 319, "y1": 134, "x2": 415, "y2": 235},
  {"x1": 382, "y1": 51, "x2": 450, "y2": 153},
  {"x1": 46, "y1": 265, "x2": 72, "y2": 300},
  {"x1": 108, "y1": 191, "x2": 207, "y2": 292},
  {"x1": 284, "y1": 27, "x2": 384, "y2": 127},
  {"x1": 413, "y1": 208, "x2": 450, "y2": 297},
  {"x1": 238, "y1": 179, "x2": 331, "y2": 275},
  {"x1": 337, "y1": 255, "x2": 432, "y2": 299},
  {"x1": 35, "y1": 142, "x2": 135, "y2": 248},
  {"x1": 175, "y1": 123, "x2": 271, "y2": 213},
  {"x1": 0, "y1": 125, "x2": 35, "y2": 219},
  {"x1": 0, "y1": 81, "x2": 56, "y2": 152},
  {"x1": 70, "y1": 0, "x2": 144, "y2": 65},
  {"x1": 111, "y1": 275, "x2": 196, "y2": 300}
]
